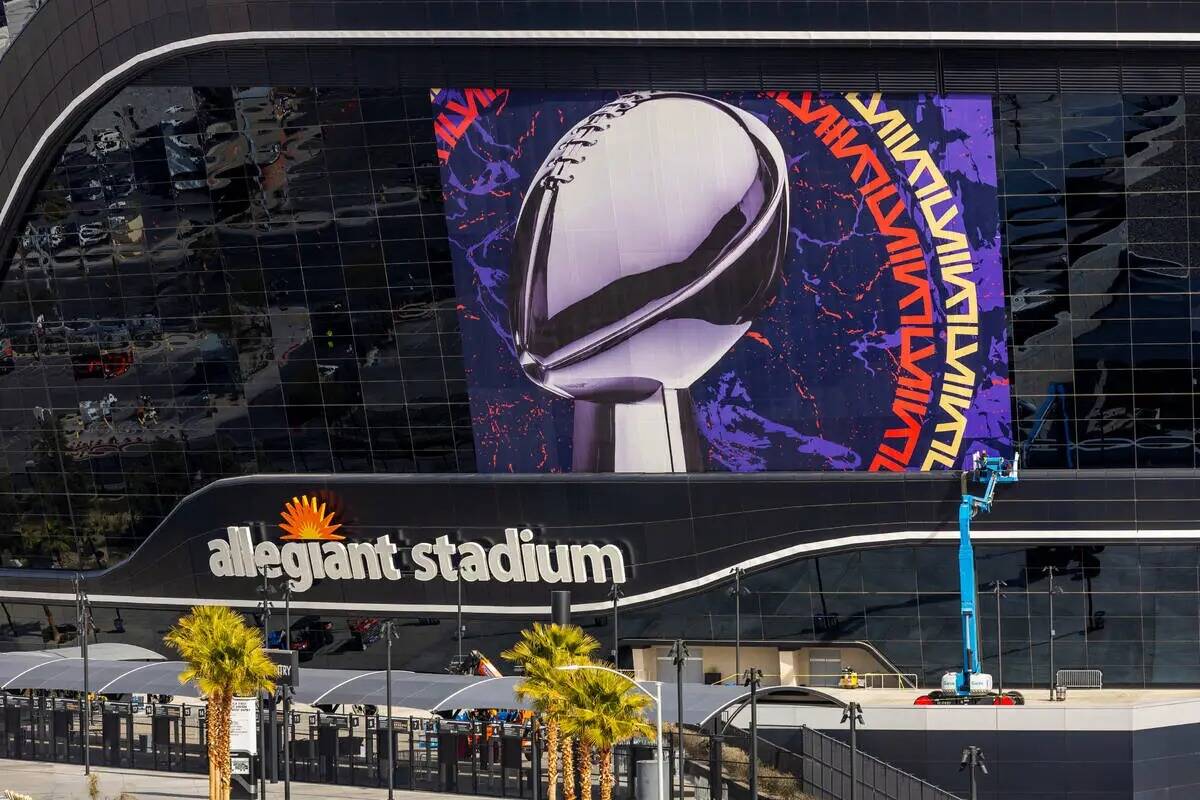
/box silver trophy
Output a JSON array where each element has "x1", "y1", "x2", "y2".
[{"x1": 510, "y1": 92, "x2": 790, "y2": 472}]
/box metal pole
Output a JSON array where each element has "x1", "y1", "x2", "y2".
[
  {"x1": 989, "y1": 581, "x2": 1006, "y2": 696},
  {"x1": 655, "y1": 682, "x2": 665, "y2": 800},
  {"x1": 1045, "y1": 567, "x2": 1058, "y2": 701},
  {"x1": 258, "y1": 694, "x2": 266, "y2": 800},
  {"x1": 253, "y1": 522, "x2": 274, "y2": 791},
  {"x1": 842, "y1": 702, "x2": 863, "y2": 800},
  {"x1": 282, "y1": 686, "x2": 291, "y2": 800},
  {"x1": 284, "y1": 586, "x2": 291, "y2": 650},
  {"x1": 960, "y1": 746, "x2": 987, "y2": 800},
  {"x1": 386, "y1": 621, "x2": 395, "y2": 800},
  {"x1": 76, "y1": 575, "x2": 91, "y2": 775},
  {"x1": 747, "y1": 669, "x2": 759, "y2": 800},
  {"x1": 734, "y1": 569, "x2": 743, "y2": 682},
  {"x1": 283, "y1": 583, "x2": 292, "y2": 800},
  {"x1": 671, "y1": 640, "x2": 687, "y2": 800},
  {"x1": 609, "y1": 584, "x2": 622, "y2": 664},
  {"x1": 457, "y1": 577, "x2": 463, "y2": 659}
]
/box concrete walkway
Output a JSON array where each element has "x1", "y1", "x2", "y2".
[{"x1": 0, "y1": 760, "x2": 453, "y2": 800}]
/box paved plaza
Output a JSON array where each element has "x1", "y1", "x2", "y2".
[{"x1": 0, "y1": 759, "x2": 453, "y2": 800}]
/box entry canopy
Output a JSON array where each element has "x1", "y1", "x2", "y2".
[{"x1": 0, "y1": 653, "x2": 841, "y2": 725}]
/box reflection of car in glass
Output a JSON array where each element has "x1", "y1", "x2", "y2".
[
  {"x1": 348, "y1": 618, "x2": 383, "y2": 650},
  {"x1": 0, "y1": 324, "x2": 14, "y2": 374},
  {"x1": 264, "y1": 616, "x2": 335, "y2": 654}
]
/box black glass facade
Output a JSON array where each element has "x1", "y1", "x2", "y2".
[
  {"x1": 3, "y1": 542, "x2": 1197, "y2": 687},
  {"x1": 623, "y1": 543, "x2": 1200, "y2": 688},
  {"x1": 0, "y1": 85, "x2": 470, "y2": 568},
  {"x1": 6, "y1": 83, "x2": 1200, "y2": 686},
  {"x1": 1003, "y1": 93, "x2": 1200, "y2": 469}
]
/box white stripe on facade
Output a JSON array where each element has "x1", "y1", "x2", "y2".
[{"x1": 2, "y1": 527, "x2": 1198, "y2": 614}]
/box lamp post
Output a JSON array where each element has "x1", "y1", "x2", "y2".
[
  {"x1": 609, "y1": 584, "x2": 623, "y2": 665},
  {"x1": 841, "y1": 701, "x2": 864, "y2": 800},
  {"x1": 74, "y1": 574, "x2": 93, "y2": 775},
  {"x1": 1044, "y1": 567, "x2": 1063, "y2": 701},
  {"x1": 960, "y1": 746, "x2": 988, "y2": 800},
  {"x1": 254, "y1": 521, "x2": 277, "y2": 786},
  {"x1": 986, "y1": 580, "x2": 1007, "y2": 696},
  {"x1": 385, "y1": 619, "x2": 397, "y2": 800},
  {"x1": 669, "y1": 640, "x2": 689, "y2": 800},
  {"x1": 558, "y1": 664, "x2": 665, "y2": 800},
  {"x1": 744, "y1": 668, "x2": 762, "y2": 800},
  {"x1": 728, "y1": 568, "x2": 750, "y2": 683},
  {"x1": 279, "y1": 581, "x2": 293, "y2": 800}
]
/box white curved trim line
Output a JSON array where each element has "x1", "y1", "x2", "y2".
[
  {"x1": 432, "y1": 676, "x2": 507, "y2": 711},
  {"x1": 310, "y1": 669, "x2": 385, "y2": 705},
  {"x1": 96, "y1": 660, "x2": 169, "y2": 694},
  {"x1": 2, "y1": 527, "x2": 1198, "y2": 615},
  {"x1": 0, "y1": 656, "x2": 82, "y2": 689},
  {"x1": 3, "y1": 26, "x2": 1200, "y2": 242}
]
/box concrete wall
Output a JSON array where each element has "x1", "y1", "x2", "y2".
[{"x1": 742, "y1": 700, "x2": 1200, "y2": 800}]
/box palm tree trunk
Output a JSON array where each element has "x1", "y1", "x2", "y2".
[
  {"x1": 561, "y1": 734, "x2": 576, "y2": 800},
  {"x1": 209, "y1": 691, "x2": 233, "y2": 800},
  {"x1": 598, "y1": 746, "x2": 614, "y2": 800},
  {"x1": 576, "y1": 740, "x2": 592, "y2": 800},
  {"x1": 545, "y1": 719, "x2": 560, "y2": 800},
  {"x1": 205, "y1": 694, "x2": 220, "y2": 800}
]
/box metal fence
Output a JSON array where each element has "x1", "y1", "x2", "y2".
[
  {"x1": 671, "y1": 726, "x2": 960, "y2": 800},
  {"x1": 797, "y1": 727, "x2": 960, "y2": 800},
  {"x1": 0, "y1": 692, "x2": 660, "y2": 799},
  {"x1": 1, "y1": 690, "x2": 956, "y2": 800}
]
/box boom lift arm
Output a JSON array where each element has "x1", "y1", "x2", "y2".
[{"x1": 918, "y1": 451, "x2": 1023, "y2": 706}]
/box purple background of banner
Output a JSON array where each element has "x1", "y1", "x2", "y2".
[{"x1": 435, "y1": 90, "x2": 1010, "y2": 473}]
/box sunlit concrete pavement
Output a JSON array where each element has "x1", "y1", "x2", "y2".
[{"x1": 0, "y1": 759, "x2": 455, "y2": 800}]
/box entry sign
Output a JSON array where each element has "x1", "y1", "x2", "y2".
[
  {"x1": 230, "y1": 697, "x2": 258, "y2": 755},
  {"x1": 264, "y1": 648, "x2": 299, "y2": 688}
]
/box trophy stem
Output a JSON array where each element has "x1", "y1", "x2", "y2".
[{"x1": 572, "y1": 388, "x2": 703, "y2": 473}]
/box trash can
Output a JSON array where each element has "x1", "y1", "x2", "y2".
[{"x1": 636, "y1": 760, "x2": 664, "y2": 800}]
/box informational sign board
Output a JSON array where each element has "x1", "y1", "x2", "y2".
[
  {"x1": 230, "y1": 697, "x2": 258, "y2": 755},
  {"x1": 264, "y1": 648, "x2": 299, "y2": 688}
]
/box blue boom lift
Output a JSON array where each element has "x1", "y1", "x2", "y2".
[{"x1": 917, "y1": 452, "x2": 1025, "y2": 706}]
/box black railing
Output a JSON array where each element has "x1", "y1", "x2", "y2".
[
  {"x1": 2, "y1": 691, "x2": 957, "y2": 800},
  {"x1": 673, "y1": 725, "x2": 960, "y2": 800}
]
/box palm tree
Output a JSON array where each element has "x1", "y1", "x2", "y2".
[
  {"x1": 501, "y1": 623, "x2": 600, "y2": 800},
  {"x1": 165, "y1": 606, "x2": 276, "y2": 800},
  {"x1": 560, "y1": 667, "x2": 655, "y2": 800}
]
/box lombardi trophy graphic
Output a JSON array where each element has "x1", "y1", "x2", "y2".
[{"x1": 510, "y1": 92, "x2": 790, "y2": 472}]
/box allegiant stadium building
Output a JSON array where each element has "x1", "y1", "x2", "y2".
[{"x1": 6, "y1": 0, "x2": 1200, "y2": 707}]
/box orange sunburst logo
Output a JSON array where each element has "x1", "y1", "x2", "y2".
[{"x1": 279, "y1": 495, "x2": 344, "y2": 541}]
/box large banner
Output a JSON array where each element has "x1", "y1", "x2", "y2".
[{"x1": 434, "y1": 90, "x2": 1010, "y2": 473}]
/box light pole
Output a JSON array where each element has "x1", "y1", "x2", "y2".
[
  {"x1": 558, "y1": 664, "x2": 665, "y2": 800},
  {"x1": 960, "y1": 746, "x2": 988, "y2": 800},
  {"x1": 1044, "y1": 567, "x2": 1063, "y2": 701},
  {"x1": 987, "y1": 580, "x2": 1007, "y2": 696},
  {"x1": 74, "y1": 574, "x2": 93, "y2": 775},
  {"x1": 385, "y1": 619, "x2": 397, "y2": 800},
  {"x1": 744, "y1": 668, "x2": 762, "y2": 800},
  {"x1": 279, "y1": 581, "x2": 293, "y2": 800},
  {"x1": 254, "y1": 521, "x2": 277, "y2": 786},
  {"x1": 609, "y1": 584, "x2": 623, "y2": 665},
  {"x1": 457, "y1": 568, "x2": 464, "y2": 660},
  {"x1": 669, "y1": 640, "x2": 689, "y2": 800},
  {"x1": 728, "y1": 568, "x2": 750, "y2": 682},
  {"x1": 841, "y1": 701, "x2": 864, "y2": 800}
]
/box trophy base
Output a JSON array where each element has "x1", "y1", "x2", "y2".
[{"x1": 572, "y1": 388, "x2": 704, "y2": 472}]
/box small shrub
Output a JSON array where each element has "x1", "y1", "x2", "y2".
[{"x1": 4, "y1": 791, "x2": 34, "y2": 800}]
